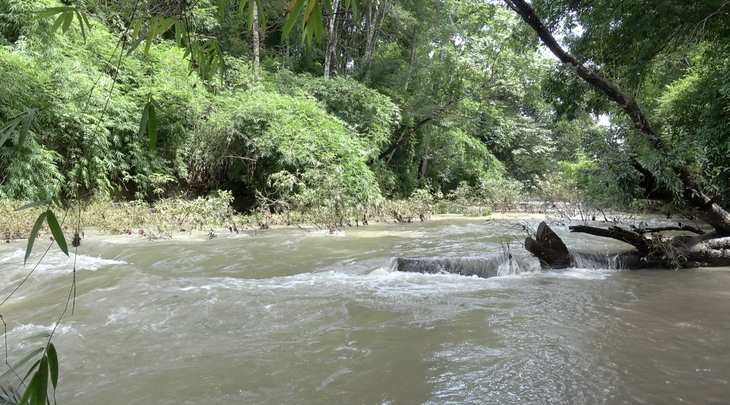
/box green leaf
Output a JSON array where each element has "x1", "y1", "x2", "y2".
[
  {"x1": 282, "y1": 0, "x2": 306, "y2": 39},
  {"x1": 21, "y1": 359, "x2": 41, "y2": 384},
  {"x1": 47, "y1": 344, "x2": 58, "y2": 390},
  {"x1": 75, "y1": 10, "x2": 86, "y2": 40},
  {"x1": 32, "y1": 7, "x2": 73, "y2": 20},
  {"x1": 310, "y1": 3, "x2": 323, "y2": 42},
  {"x1": 247, "y1": 0, "x2": 255, "y2": 30},
  {"x1": 174, "y1": 20, "x2": 183, "y2": 46},
  {"x1": 138, "y1": 103, "x2": 150, "y2": 138},
  {"x1": 216, "y1": 0, "x2": 227, "y2": 20},
  {"x1": 0, "y1": 116, "x2": 23, "y2": 148},
  {"x1": 25, "y1": 212, "x2": 48, "y2": 265},
  {"x1": 46, "y1": 210, "x2": 68, "y2": 257},
  {"x1": 61, "y1": 11, "x2": 74, "y2": 33},
  {"x1": 0, "y1": 347, "x2": 44, "y2": 381},
  {"x1": 22, "y1": 331, "x2": 52, "y2": 341},
  {"x1": 18, "y1": 108, "x2": 36, "y2": 147},
  {"x1": 147, "y1": 101, "x2": 158, "y2": 150},
  {"x1": 80, "y1": 11, "x2": 91, "y2": 30},
  {"x1": 143, "y1": 31, "x2": 153, "y2": 55},
  {"x1": 237, "y1": 0, "x2": 250, "y2": 17},
  {"x1": 50, "y1": 13, "x2": 65, "y2": 33},
  {"x1": 31, "y1": 356, "x2": 48, "y2": 405},
  {"x1": 17, "y1": 371, "x2": 35, "y2": 405}
]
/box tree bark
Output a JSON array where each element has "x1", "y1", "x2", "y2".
[
  {"x1": 324, "y1": 0, "x2": 342, "y2": 79},
  {"x1": 252, "y1": 0, "x2": 260, "y2": 79},
  {"x1": 362, "y1": 0, "x2": 388, "y2": 82},
  {"x1": 503, "y1": 0, "x2": 730, "y2": 234}
]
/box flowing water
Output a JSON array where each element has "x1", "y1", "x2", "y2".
[{"x1": 1, "y1": 216, "x2": 729, "y2": 404}]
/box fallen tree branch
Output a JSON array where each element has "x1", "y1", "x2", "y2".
[
  {"x1": 569, "y1": 225, "x2": 651, "y2": 251},
  {"x1": 641, "y1": 224, "x2": 705, "y2": 235}
]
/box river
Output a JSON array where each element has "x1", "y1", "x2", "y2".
[{"x1": 1, "y1": 216, "x2": 729, "y2": 404}]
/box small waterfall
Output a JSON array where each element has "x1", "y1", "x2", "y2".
[
  {"x1": 395, "y1": 253, "x2": 540, "y2": 279},
  {"x1": 570, "y1": 251, "x2": 622, "y2": 270}
]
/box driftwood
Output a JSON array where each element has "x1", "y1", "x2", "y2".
[
  {"x1": 526, "y1": 221, "x2": 730, "y2": 270},
  {"x1": 524, "y1": 221, "x2": 571, "y2": 269}
]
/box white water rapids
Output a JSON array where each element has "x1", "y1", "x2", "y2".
[{"x1": 0, "y1": 217, "x2": 729, "y2": 404}]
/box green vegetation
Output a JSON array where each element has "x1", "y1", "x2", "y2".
[{"x1": 4, "y1": 0, "x2": 730, "y2": 400}]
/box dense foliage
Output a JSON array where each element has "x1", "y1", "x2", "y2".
[{"x1": 3, "y1": 0, "x2": 729, "y2": 220}]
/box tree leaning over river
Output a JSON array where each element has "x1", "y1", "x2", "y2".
[{"x1": 507, "y1": 0, "x2": 730, "y2": 268}]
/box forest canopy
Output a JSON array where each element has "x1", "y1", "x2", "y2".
[{"x1": 1, "y1": 0, "x2": 729, "y2": 223}]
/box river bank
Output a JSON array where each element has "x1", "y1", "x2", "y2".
[{"x1": 0, "y1": 193, "x2": 553, "y2": 242}]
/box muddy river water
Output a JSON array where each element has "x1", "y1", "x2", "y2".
[{"x1": 1, "y1": 216, "x2": 729, "y2": 404}]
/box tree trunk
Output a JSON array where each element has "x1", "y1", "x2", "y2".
[
  {"x1": 252, "y1": 0, "x2": 260, "y2": 79},
  {"x1": 324, "y1": 0, "x2": 342, "y2": 79},
  {"x1": 362, "y1": 0, "x2": 388, "y2": 82},
  {"x1": 503, "y1": 0, "x2": 730, "y2": 235}
]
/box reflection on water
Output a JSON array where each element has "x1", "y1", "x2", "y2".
[{"x1": 0, "y1": 217, "x2": 729, "y2": 404}]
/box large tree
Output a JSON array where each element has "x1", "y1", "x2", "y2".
[{"x1": 504, "y1": 0, "x2": 730, "y2": 267}]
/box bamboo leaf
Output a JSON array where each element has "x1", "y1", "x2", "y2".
[
  {"x1": 61, "y1": 11, "x2": 74, "y2": 33},
  {"x1": 147, "y1": 101, "x2": 158, "y2": 149},
  {"x1": 216, "y1": 0, "x2": 227, "y2": 20},
  {"x1": 138, "y1": 103, "x2": 150, "y2": 138},
  {"x1": 304, "y1": 0, "x2": 318, "y2": 28},
  {"x1": 0, "y1": 347, "x2": 44, "y2": 381},
  {"x1": 256, "y1": 0, "x2": 267, "y2": 28},
  {"x1": 80, "y1": 11, "x2": 91, "y2": 30},
  {"x1": 282, "y1": 0, "x2": 306, "y2": 39},
  {"x1": 32, "y1": 7, "x2": 73, "y2": 20},
  {"x1": 47, "y1": 344, "x2": 58, "y2": 390},
  {"x1": 25, "y1": 212, "x2": 48, "y2": 264},
  {"x1": 31, "y1": 356, "x2": 48, "y2": 405},
  {"x1": 285, "y1": 0, "x2": 299, "y2": 14},
  {"x1": 130, "y1": 18, "x2": 142, "y2": 43},
  {"x1": 143, "y1": 31, "x2": 153, "y2": 55},
  {"x1": 46, "y1": 210, "x2": 68, "y2": 257},
  {"x1": 50, "y1": 13, "x2": 65, "y2": 33},
  {"x1": 15, "y1": 200, "x2": 51, "y2": 211},
  {"x1": 0, "y1": 116, "x2": 23, "y2": 148},
  {"x1": 310, "y1": 3, "x2": 323, "y2": 42},
  {"x1": 237, "y1": 0, "x2": 250, "y2": 17},
  {"x1": 17, "y1": 372, "x2": 35, "y2": 405},
  {"x1": 174, "y1": 21, "x2": 183, "y2": 46},
  {"x1": 18, "y1": 108, "x2": 36, "y2": 147},
  {"x1": 126, "y1": 33, "x2": 146, "y2": 56},
  {"x1": 75, "y1": 10, "x2": 86, "y2": 40},
  {"x1": 21, "y1": 360, "x2": 41, "y2": 384},
  {"x1": 247, "y1": 0, "x2": 255, "y2": 30}
]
